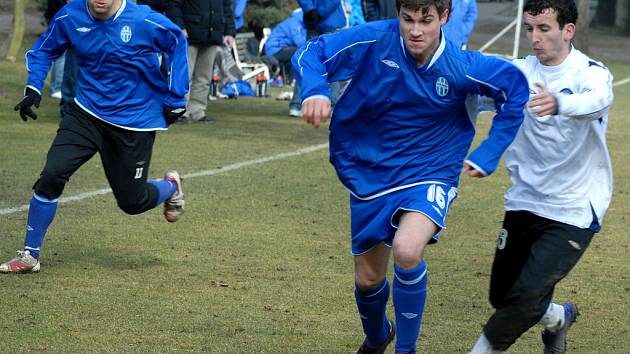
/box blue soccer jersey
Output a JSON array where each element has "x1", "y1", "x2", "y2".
[
  {"x1": 25, "y1": 0, "x2": 189, "y2": 130},
  {"x1": 293, "y1": 20, "x2": 529, "y2": 199}
]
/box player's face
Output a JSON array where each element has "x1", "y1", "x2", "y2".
[
  {"x1": 88, "y1": 0, "x2": 122, "y2": 20},
  {"x1": 523, "y1": 9, "x2": 575, "y2": 66},
  {"x1": 398, "y1": 5, "x2": 448, "y2": 66}
]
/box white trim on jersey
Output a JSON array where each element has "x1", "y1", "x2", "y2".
[
  {"x1": 348, "y1": 181, "x2": 448, "y2": 201},
  {"x1": 74, "y1": 98, "x2": 168, "y2": 131}
]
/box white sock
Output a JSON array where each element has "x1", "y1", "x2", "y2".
[
  {"x1": 468, "y1": 333, "x2": 504, "y2": 354},
  {"x1": 539, "y1": 302, "x2": 565, "y2": 331}
]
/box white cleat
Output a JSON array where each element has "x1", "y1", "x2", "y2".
[
  {"x1": 0, "y1": 250, "x2": 41, "y2": 273},
  {"x1": 163, "y1": 170, "x2": 185, "y2": 223}
]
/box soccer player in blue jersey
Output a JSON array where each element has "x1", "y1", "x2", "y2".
[
  {"x1": 0, "y1": 0, "x2": 189, "y2": 273},
  {"x1": 293, "y1": 0, "x2": 530, "y2": 352}
]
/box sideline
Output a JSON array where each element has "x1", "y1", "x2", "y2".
[
  {"x1": 0, "y1": 143, "x2": 329, "y2": 216},
  {"x1": 613, "y1": 77, "x2": 630, "y2": 87}
]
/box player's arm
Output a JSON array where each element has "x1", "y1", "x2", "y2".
[
  {"x1": 464, "y1": 54, "x2": 530, "y2": 176},
  {"x1": 16, "y1": 8, "x2": 70, "y2": 121},
  {"x1": 24, "y1": 8, "x2": 70, "y2": 95},
  {"x1": 555, "y1": 63, "x2": 613, "y2": 121},
  {"x1": 149, "y1": 13, "x2": 189, "y2": 123},
  {"x1": 291, "y1": 25, "x2": 376, "y2": 126}
]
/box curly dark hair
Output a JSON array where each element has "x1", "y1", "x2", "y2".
[
  {"x1": 396, "y1": 0, "x2": 452, "y2": 19},
  {"x1": 523, "y1": 0, "x2": 578, "y2": 29}
]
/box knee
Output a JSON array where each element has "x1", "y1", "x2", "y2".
[
  {"x1": 355, "y1": 270, "x2": 386, "y2": 291},
  {"x1": 491, "y1": 283, "x2": 550, "y2": 317},
  {"x1": 116, "y1": 200, "x2": 146, "y2": 215},
  {"x1": 33, "y1": 171, "x2": 67, "y2": 200},
  {"x1": 489, "y1": 291, "x2": 504, "y2": 309},
  {"x1": 392, "y1": 245, "x2": 424, "y2": 269}
]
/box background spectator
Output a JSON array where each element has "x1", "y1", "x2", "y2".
[
  {"x1": 289, "y1": 0, "x2": 347, "y2": 117},
  {"x1": 262, "y1": 8, "x2": 306, "y2": 85},
  {"x1": 44, "y1": 0, "x2": 67, "y2": 99},
  {"x1": 166, "y1": 0, "x2": 235, "y2": 124},
  {"x1": 442, "y1": 0, "x2": 477, "y2": 49},
  {"x1": 361, "y1": 0, "x2": 397, "y2": 21},
  {"x1": 344, "y1": 0, "x2": 366, "y2": 26}
]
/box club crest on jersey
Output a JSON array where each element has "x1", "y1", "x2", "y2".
[
  {"x1": 435, "y1": 76, "x2": 449, "y2": 97},
  {"x1": 120, "y1": 25, "x2": 132, "y2": 43}
]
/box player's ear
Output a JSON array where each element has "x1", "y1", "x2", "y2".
[
  {"x1": 440, "y1": 8, "x2": 450, "y2": 23},
  {"x1": 562, "y1": 22, "x2": 576, "y2": 42}
]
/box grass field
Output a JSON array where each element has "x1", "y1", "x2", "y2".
[{"x1": 0, "y1": 56, "x2": 629, "y2": 353}]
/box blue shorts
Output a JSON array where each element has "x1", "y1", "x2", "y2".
[{"x1": 349, "y1": 182, "x2": 458, "y2": 255}]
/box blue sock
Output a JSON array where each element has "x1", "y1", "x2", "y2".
[
  {"x1": 148, "y1": 179, "x2": 176, "y2": 207},
  {"x1": 355, "y1": 278, "x2": 390, "y2": 346},
  {"x1": 393, "y1": 260, "x2": 427, "y2": 353},
  {"x1": 24, "y1": 194, "x2": 59, "y2": 258}
]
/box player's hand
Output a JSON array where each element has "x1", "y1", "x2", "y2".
[
  {"x1": 14, "y1": 87, "x2": 41, "y2": 121},
  {"x1": 302, "y1": 97, "x2": 331, "y2": 128},
  {"x1": 163, "y1": 105, "x2": 186, "y2": 125},
  {"x1": 304, "y1": 9, "x2": 322, "y2": 29},
  {"x1": 528, "y1": 82, "x2": 558, "y2": 117},
  {"x1": 462, "y1": 163, "x2": 485, "y2": 178}
]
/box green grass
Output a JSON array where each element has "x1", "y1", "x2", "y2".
[{"x1": 0, "y1": 57, "x2": 629, "y2": 353}]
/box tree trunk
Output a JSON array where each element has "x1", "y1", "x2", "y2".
[
  {"x1": 574, "y1": 0, "x2": 591, "y2": 54},
  {"x1": 6, "y1": 0, "x2": 29, "y2": 62}
]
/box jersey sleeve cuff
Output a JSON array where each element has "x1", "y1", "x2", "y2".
[
  {"x1": 464, "y1": 159, "x2": 489, "y2": 177},
  {"x1": 302, "y1": 94, "x2": 331, "y2": 104}
]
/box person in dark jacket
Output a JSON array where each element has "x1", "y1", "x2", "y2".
[
  {"x1": 362, "y1": 0, "x2": 397, "y2": 21},
  {"x1": 137, "y1": 0, "x2": 167, "y2": 13},
  {"x1": 166, "y1": 0, "x2": 235, "y2": 123}
]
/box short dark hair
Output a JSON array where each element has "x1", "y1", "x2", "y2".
[
  {"x1": 523, "y1": 0, "x2": 578, "y2": 29},
  {"x1": 396, "y1": 0, "x2": 452, "y2": 19}
]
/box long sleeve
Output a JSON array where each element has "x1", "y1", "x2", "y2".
[
  {"x1": 556, "y1": 62, "x2": 613, "y2": 121},
  {"x1": 148, "y1": 12, "x2": 189, "y2": 107},
  {"x1": 25, "y1": 9, "x2": 70, "y2": 94},
  {"x1": 292, "y1": 24, "x2": 375, "y2": 101},
  {"x1": 465, "y1": 55, "x2": 529, "y2": 176}
]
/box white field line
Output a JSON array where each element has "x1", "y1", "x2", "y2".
[
  {"x1": 613, "y1": 77, "x2": 630, "y2": 87},
  {"x1": 0, "y1": 143, "x2": 329, "y2": 216}
]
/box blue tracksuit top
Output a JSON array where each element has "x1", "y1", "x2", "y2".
[
  {"x1": 25, "y1": 0, "x2": 189, "y2": 130},
  {"x1": 442, "y1": 0, "x2": 478, "y2": 47},
  {"x1": 264, "y1": 10, "x2": 307, "y2": 56},
  {"x1": 297, "y1": 0, "x2": 348, "y2": 33},
  {"x1": 293, "y1": 20, "x2": 529, "y2": 199}
]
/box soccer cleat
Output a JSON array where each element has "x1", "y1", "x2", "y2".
[
  {"x1": 0, "y1": 250, "x2": 41, "y2": 273},
  {"x1": 542, "y1": 303, "x2": 580, "y2": 354},
  {"x1": 357, "y1": 320, "x2": 395, "y2": 354},
  {"x1": 163, "y1": 170, "x2": 184, "y2": 223}
]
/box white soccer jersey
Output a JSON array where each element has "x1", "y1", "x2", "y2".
[{"x1": 504, "y1": 48, "x2": 614, "y2": 230}]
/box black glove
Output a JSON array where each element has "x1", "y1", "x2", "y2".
[
  {"x1": 14, "y1": 87, "x2": 42, "y2": 121},
  {"x1": 303, "y1": 9, "x2": 322, "y2": 29},
  {"x1": 163, "y1": 105, "x2": 186, "y2": 125}
]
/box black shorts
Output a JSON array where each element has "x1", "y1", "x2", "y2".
[
  {"x1": 34, "y1": 102, "x2": 158, "y2": 213},
  {"x1": 484, "y1": 210, "x2": 594, "y2": 350}
]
